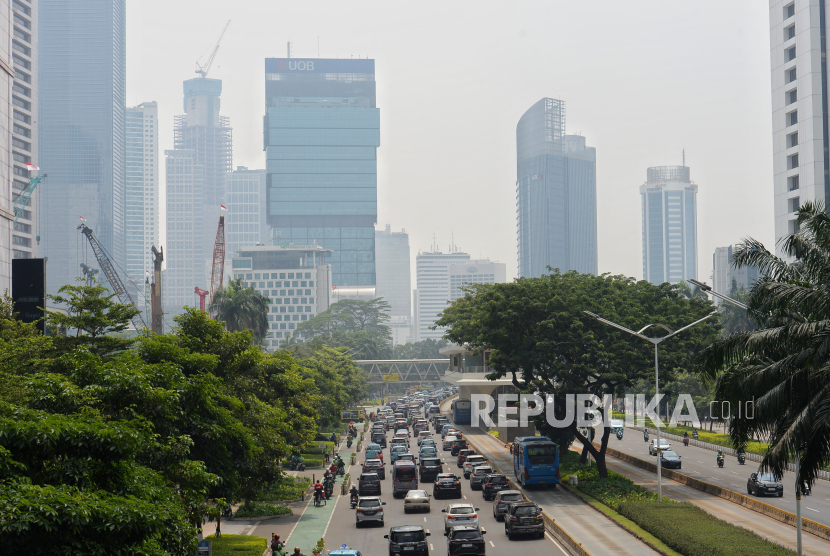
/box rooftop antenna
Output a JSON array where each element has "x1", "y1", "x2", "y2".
[{"x1": 195, "y1": 20, "x2": 231, "y2": 78}]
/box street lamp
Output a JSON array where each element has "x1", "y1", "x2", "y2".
[
  {"x1": 584, "y1": 310, "x2": 718, "y2": 502},
  {"x1": 687, "y1": 278, "x2": 749, "y2": 310}
]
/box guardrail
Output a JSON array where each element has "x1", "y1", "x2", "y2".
[{"x1": 627, "y1": 424, "x2": 830, "y2": 481}]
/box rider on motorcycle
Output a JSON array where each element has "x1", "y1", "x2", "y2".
[
  {"x1": 717, "y1": 448, "x2": 724, "y2": 464},
  {"x1": 644, "y1": 429, "x2": 649, "y2": 441},
  {"x1": 334, "y1": 454, "x2": 345, "y2": 472},
  {"x1": 349, "y1": 484, "x2": 359, "y2": 504},
  {"x1": 313, "y1": 481, "x2": 324, "y2": 502}
]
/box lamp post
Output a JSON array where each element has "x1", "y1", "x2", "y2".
[{"x1": 584, "y1": 310, "x2": 718, "y2": 502}]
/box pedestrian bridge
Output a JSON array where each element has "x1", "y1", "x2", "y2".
[{"x1": 354, "y1": 359, "x2": 450, "y2": 384}]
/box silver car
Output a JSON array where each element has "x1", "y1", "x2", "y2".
[
  {"x1": 355, "y1": 496, "x2": 386, "y2": 527},
  {"x1": 492, "y1": 490, "x2": 524, "y2": 521},
  {"x1": 463, "y1": 455, "x2": 486, "y2": 478},
  {"x1": 443, "y1": 435, "x2": 459, "y2": 451},
  {"x1": 403, "y1": 489, "x2": 431, "y2": 513},
  {"x1": 469, "y1": 465, "x2": 493, "y2": 490},
  {"x1": 442, "y1": 503, "x2": 480, "y2": 532}
]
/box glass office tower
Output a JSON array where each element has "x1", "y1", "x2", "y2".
[
  {"x1": 263, "y1": 58, "x2": 379, "y2": 289},
  {"x1": 39, "y1": 0, "x2": 126, "y2": 295}
]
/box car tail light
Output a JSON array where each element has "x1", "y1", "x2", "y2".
[
  {"x1": 447, "y1": 515, "x2": 455, "y2": 520},
  {"x1": 509, "y1": 515, "x2": 517, "y2": 521},
  {"x1": 470, "y1": 514, "x2": 477, "y2": 518}
]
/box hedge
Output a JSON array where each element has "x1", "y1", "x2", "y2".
[
  {"x1": 256, "y1": 477, "x2": 310, "y2": 501},
  {"x1": 233, "y1": 501, "x2": 291, "y2": 519},
  {"x1": 206, "y1": 534, "x2": 266, "y2": 556}
]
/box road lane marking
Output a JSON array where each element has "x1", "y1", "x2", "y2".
[
  {"x1": 730, "y1": 472, "x2": 739, "y2": 475},
  {"x1": 489, "y1": 541, "x2": 495, "y2": 547},
  {"x1": 545, "y1": 532, "x2": 570, "y2": 556},
  {"x1": 463, "y1": 495, "x2": 467, "y2": 499},
  {"x1": 424, "y1": 517, "x2": 427, "y2": 522},
  {"x1": 731, "y1": 483, "x2": 740, "y2": 487},
  {"x1": 430, "y1": 545, "x2": 433, "y2": 551},
  {"x1": 806, "y1": 507, "x2": 820, "y2": 512}
]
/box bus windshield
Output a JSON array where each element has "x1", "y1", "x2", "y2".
[{"x1": 527, "y1": 444, "x2": 557, "y2": 465}]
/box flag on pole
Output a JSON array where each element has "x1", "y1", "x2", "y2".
[
  {"x1": 220, "y1": 204, "x2": 228, "y2": 211},
  {"x1": 26, "y1": 162, "x2": 39, "y2": 171},
  {"x1": 79, "y1": 216, "x2": 86, "y2": 221}
]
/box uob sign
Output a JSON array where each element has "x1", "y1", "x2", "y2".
[{"x1": 275, "y1": 60, "x2": 315, "y2": 71}]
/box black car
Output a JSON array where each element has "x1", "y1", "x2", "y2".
[
  {"x1": 450, "y1": 439, "x2": 468, "y2": 456},
  {"x1": 372, "y1": 433, "x2": 387, "y2": 448},
  {"x1": 433, "y1": 472, "x2": 462, "y2": 499},
  {"x1": 363, "y1": 458, "x2": 386, "y2": 479},
  {"x1": 358, "y1": 472, "x2": 382, "y2": 495},
  {"x1": 481, "y1": 474, "x2": 509, "y2": 501},
  {"x1": 504, "y1": 501, "x2": 545, "y2": 539},
  {"x1": 747, "y1": 472, "x2": 784, "y2": 497},
  {"x1": 445, "y1": 525, "x2": 486, "y2": 556},
  {"x1": 385, "y1": 525, "x2": 431, "y2": 556},
  {"x1": 420, "y1": 457, "x2": 443, "y2": 481},
  {"x1": 659, "y1": 451, "x2": 681, "y2": 469},
  {"x1": 492, "y1": 490, "x2": 524, "y2": 521}
]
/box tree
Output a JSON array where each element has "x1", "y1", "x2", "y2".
[
  {"x1": 700, "y1": 202, "x2": 830, "y2": 488},
  {"x1": 209, "y1": 278, "x2": 269, "y2": 341},
  {"x1": 436, "y1": 271, "x2": 720, "y2": 477},
  {"x1": 719, "y1": 279, "x2": 755, "y2": 336},
  {"x1": 289, "y1": 298, "x2": 393, "y2": 359},
  {"x1": 394, "y1": 338, "x2": 450, "y2": 359}
]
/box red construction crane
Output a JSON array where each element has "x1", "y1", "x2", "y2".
[
  {"x1": 194, "y1": 287, "x2": 209, "y2": 311},
  {"x1": 210, "y1": 213, "x2": 226, "y2": 298}
]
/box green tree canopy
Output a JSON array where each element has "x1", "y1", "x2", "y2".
[
  {"x1": 393, "y1": 338, "x2": 450, "y2": 359},
  {"x1": 209, "y1": 278, "x2": 269, "y2": 341}
]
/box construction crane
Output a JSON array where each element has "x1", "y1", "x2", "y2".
[
  {"x1": 210, "y1": 213, "x2": 226, "y2": 299},
  {"x1": 78, "y1": 224, "x2": 146, "y2": 331},
  {"x1": 13, "y1": 174, "x2": 46, "y2": 225},
  {"x1": 195, "y1": 21, "x2": 231, "y2": 78},
  {"x1": 194, "y1": 287, "x2": 209, "y2": 311}
]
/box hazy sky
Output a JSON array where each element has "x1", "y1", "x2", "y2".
[{"x1": 127, "y1": 0, "x2": 772, "y2": 285}]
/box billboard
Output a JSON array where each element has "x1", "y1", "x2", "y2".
[
  {"x1": 12, "y1": 258, "x2": 46, "y2": 333},
  {"x1": 265, "y1": 58, "x2": 374, "y2": 74}
]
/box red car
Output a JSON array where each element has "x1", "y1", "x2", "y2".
[{"x1": 457, "y1": 449, "x2": 475, "y2": 469}]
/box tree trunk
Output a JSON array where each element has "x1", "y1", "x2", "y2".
[
  {"x1": 579, "y1": 442, "x2": 589, "y2": 464},
  {"x1": 572, "y1": 423, "x2": 612, "y2": 478}
]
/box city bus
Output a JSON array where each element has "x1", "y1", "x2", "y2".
[
  {"x1": 452, "y1": 399, "x2": 471, "y2": 425},
  {"x1": 392, "y1": 461, "x2": 419, "y2": 497},
  {"x1": 512, "y1": 436, "x2": 560, "y2": 488}
]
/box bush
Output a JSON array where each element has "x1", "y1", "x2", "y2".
[
  {"x1": 233, "y1": 502, "x2": 291, "y2": 519},
  {"x1": 488, "y1": 429, "x2": 499, "y2": 438},
  {"x1": 617, "y1": 501, "x2": 795, "y2": 556},
  {"x1": 256, "y1": 477, "x2": 310, "y2": 501},
  {"x1": 206, "y1": 534, "x2": 266, "y2": 556}
]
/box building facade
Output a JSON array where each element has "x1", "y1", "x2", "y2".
[
  {"x1": 516, "y1": 98, "x2": 597, "y2": 278},
  {"x1": 415, "y1": 250, "x2": 470, "y2": 341},
  {"x1": 448, "y1": 259, "x2": 507, "y2": 302},
  {"x1": 39, "y1": 0, "x2": 126, "y2": 295},
  {"x1": 225, "y1": 166, "x2": 268, "y2": 256},
  {"x1": 375, "y1": 225, "x2": 411, "y2": 317},
  {"x1": 0, "y1": 0, "x2": 15, "y2": 289},
  {"x1": 10, "y1": 0, "x2": 37, "y2": 262},
  {"x1": 769, "y1": 1, "x2": 825, "y2": 250},
  {"x1": 640, "y1": 165, "x2": 698, "y2": 285},
  {"x1": 164, "y1": 149, "x2": 205, "y2": 317},
  {"x1": 231, "y1": 244, "x2": 332, "y2": 351},
  {"x1": 263, "y1": 58, "x2": 379, "y2": 293},
  {"x1": 712, "y1": 245, "x2": 758, "y2": 300},
  {"x1": 125, "y1": 102, "x2": 158, "y2": 309}
]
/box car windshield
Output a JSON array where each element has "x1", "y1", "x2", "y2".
[
  {"x1": 453, "y1": 531, "x2": 481, "y2": 540},
  {"x1": 663, "y1": 451, "x2": 678, "y2": 458},
  {"x1": 391, "y1": 446, "x2": 406, "y2": 452},
  {"x1": 398, "y1": 455, "x2": 415, "y2": 461},
  {"x1": 500, "y1": 493, "x2": 523, "y2": 502},
  {"x1": 474, "y1": 467, "x2": 492, "y2": 475},
  {"x1": 488, "y1": 476, "x2": 507, "y2": 484},
  {"x1": 451, "y1": 506, "x2": 474, "y2": 514},
  {"x1": 359, "y1": 499, "x2": 380, "y2": 508},
  {"x1": 759, "y1": 473, "x2": 778, "y2": 482},
  {"x1": 406, "y1": 490, "x2": 427, "y2": 498},
  {"x1": 392, "y1": 531, "x2": 425, "y2": 543},
  {"x1": 527, "y1": 445, "x2": 557, "y2": 464},
  {"x1": 514, "y1": 506, "x2": 538, "y2": 516},
  {"x1": 422, "y1": 458, "x2": 440, "y2": 465},
  {"x1": 361, "y1": 475, "x2": 378, "y2": 482},
  {"x1": 467, "y1": 457, "x2": 484, "y2": 464}
]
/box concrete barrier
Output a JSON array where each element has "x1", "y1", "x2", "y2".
[{"x1": 601, "y1": 444, "x2": 830, "y2": 541}]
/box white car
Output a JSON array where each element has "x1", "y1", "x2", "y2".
[
  {"x1": 355, "y1": 496, "x2": 386, "y2": 527},
  {"x1": 403, "y1": 489, "x2": 431, "y2": 513},
  {"x1": 417, "y1": 431, "x2": 433, "y2": 445},
  {"x1": 463, "y1": 455, "x2": 486, "y2": 478},
  {"x1": 442, "y1": 503, "x2": 480, "y2": 532},
  {"x1": 648, "y1": 438, "x2": 672, "y2": 456}
]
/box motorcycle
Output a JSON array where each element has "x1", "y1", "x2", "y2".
[
  {"x1": 289, "y1": 460, "x2": 306, "y2": 472},
  {"x1": 337, "y1": 463, "x2": 345, "y2": 476},
  {"x1": 346, "y1": 436, "x2": 353, "y2": 449},
  {"x1": 350, "y1": 492, "x2": 358, "y2": 508},
  {"x1": 683, "y1": 437, "x2": 689, "y2": 447},
  {"x1": 616, "y1": 430, "x2": 623, "y2": 440},
  {"x1": 737, "y1": 452, "x2": 746, "y2": 465},
  {"x1": 313, "y1": 489, "x2": 324, "y2": 506},
  {"x1": 644, "y1": 430, "x2": 650, "y2": 442},
  {"x1": 803, "y1": 481, "x2": 812, "y2": 496},
  {"x1": 324, "y1": 484, "x2": 333, "y2": 500},
  {"x1": 717, "y1": 455, "x2": 725, "y2": 468}
]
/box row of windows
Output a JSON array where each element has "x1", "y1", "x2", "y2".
[
  {"x1": 271, "y1": 187, "x2": 377, "y2": 202},
  {"x1": 268, "y1": 159, "x2": 377, "y2": 175},
  {"x1": 271, "y1": 321, "x2": 301, "y2": 330},
  {"x1": 239, "y1": 272, "x2": 313, "y2": 280},
  {"x1": 269, "y1": 201, "x2": 377, "y2": 216},
  {"x1": 268, "y1": 128, "x2": 381, "y2": 147},
  {"x1": 268, "y1": 297, "x2": 315, "y2": 306},
  {"x1": 267, "y1": 146, "x2": 377, "y2": 160},
  {"x1": 270, "y1": 305, "x2": 313, "y2": 313},
  {"x1": 268, "y1": 106, "x2": 380, "y2": 128},
  {"x1": 268, "y1": 311, "x2": 312, "y2": 322},
  {"x1": 272, "y1": 226, "x2": 375, "y2": 239}
]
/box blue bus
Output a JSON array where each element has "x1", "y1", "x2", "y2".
[
  {"x1": 452, "y1": 399, "x2": 471, "y2": 425},
  {"x1": 512, "y1": 436, "x2": 560, "y2": 488}
]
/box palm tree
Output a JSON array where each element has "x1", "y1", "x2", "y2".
[
  {"x1": 209, "y1": 278, "x2": 269, "y2": 341},
  {"x1": 701, "y1": 202, "x2": 830, "y2": 490}
]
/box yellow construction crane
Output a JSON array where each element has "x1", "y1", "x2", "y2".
[{"x1": 195, "y1": 21, "x2": 231, "y2": 78}]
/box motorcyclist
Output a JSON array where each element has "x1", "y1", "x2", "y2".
[
  {"x1": 717, "y1": 449, "x2": 725, "y2": 465},
  {"x1": 271, "y1": 534, "x2": 285, "y2": 556},
  {"x1": 313, "y1": 481, "x2": 324, "y2": 502},
  {"x1": 349, "y1": 484, "x2": 359, "y2": 505},
  {"x1": 644, "y1": 429, "x2": 649, "y2": 442},
  {"x1": 692, "y1": 430, "x2": 699, "y2": 440},
  {"x1": 683, "y1": 431, "x2": 689, "y2": 439},
  {"x1": 289, "y1": 454, "x2": 298, "y2": 469}
]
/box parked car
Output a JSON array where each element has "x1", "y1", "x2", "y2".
[
  {"x1": 358, "y1": 473, "x2": 382, "y2": 496},
  {"x1": 463, "y1": 455, "x2": 487, "y2": 478},
  {"x1": 457, "y1": 449, "x2": 476, "y2": 468},
  {"x1": 445, "y1": 525, "x2": 486, "y2": 556},
  {"x1": 419, "y1": 457, "x2": 443, "y2": 481},
  {"x1": 492, "y1": 490, "x2": 524, "y2": 521},
  {"x1": 481, "y1": 474, "x2": 509, "y2": 500},
  {"x1": 648, "y1": 439, "x2": 672, "y2": 456},
  {"x1": 404, "y1": 489, "x2": 431, "y2": 513},
  {"x1": 384, "y1": 526, "x2": 431, "y2": 556},
  {"x1": 362, "y1": 458, "x2": 386, "y2": 479},
  {"x1": 443, "y1": 435, "x2": 459, "y2": 451},
  {"x1": 442, "y1": 503, "x2": 480, "y2": 532},
  {"x1": 659, "y1": 451, "x2": 682, "y2": 469},
  {"x1": 433, "y1": 472, "x2": 462, "y2": 499},
  {"x1": 469, "y1": 466, "x2": 493, "y2": 490},
  {"x1": 747, "y1": 472, "x2": 784, "y2": 497},
  {"x1": 504, "y1": 501, "x2": 545, "y2": 539},
  {"x1": 354, "y1": 496, "x2": 385, "y2": 527}
]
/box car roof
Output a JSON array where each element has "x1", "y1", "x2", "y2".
[
  {"x1": 485, "y1": 473, "x2": 505, "y2": 477},
  {"x1": 437, "y1": 472, "x2": 457, "y2": 478},
  {"x1": 364, "y1": 458, "x2": 382, "y2": 463},
  {"x1": 394, "y1": 460, "x2": 417, "y2": 467},
  {"x1": 473, "y1": 466, "x2": 492, "y2": 472},
  {"x1": 449, "y1": 525, "x2": 481, "y2": 532},
  {"x1": 496, "y1": 490, "x2": 523, "y2": 496},
  {"x1": 358, "y1": 495, "x2": 381, "y2": 501},
  {"x1": 390, "y1": 525, "x2": 425, "y2": 532},
  {"x1": 510, "y1": 501, "x2": 538, "y2": 507},
  {"x1": 328, "y1": 550, "x2": 360, "y2": 556}
]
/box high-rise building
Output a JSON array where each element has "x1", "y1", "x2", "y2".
[
  {"x1": 39, "y1": 0, "x2": 126, "y2": 295},
  {"x1": 769, "y1": 1, "x2": 821, "y2": 251},
  {"x1": 125, "y1": 102, "x2": 159, "y2": 310},
  {"x1": 640, "y1": 165, "x2": 698, "y2": 285},
  {"x1": 415, "y1": 249, "x2": 470, "y2": 341},
  {"x1": 225, "y1": 166, "x2": 268, "y2": 257},
  {"x1": 166, "y1": 77, "x2": 232, "y2": 316},
  {"x1": 263, "y1": 58, "x2": 379, "y2": 294},
  {"x1": 0, "y1": 0, "x2": 17, "y2": 288},
  {"x1": 376, "y1": 225, "x2": 412, "y2": 346},
  {"x1": 712, "y1": 245, "x2": 758, "y2": 301},
  {"x1": 448, "y1": 259, "x2": 507, "y2": 301},
  {"x1": 10, "y1": 0, "x2": 38, "y2": 262},
  {"x1": 516, "y1": 98, "x2": 597, "y2": 278},
  {"x1": 164, "y1": 149, "x2": 205, "y2": 317}
]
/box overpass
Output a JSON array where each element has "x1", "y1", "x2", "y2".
[{"x1": 354, "y1": 359, "x2": 450, "y2": 384}]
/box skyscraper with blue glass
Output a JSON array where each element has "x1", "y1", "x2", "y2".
[
  {"x1": 263, "y1": 58, "x2": 379, "y2": 290},
  {"x1": 39, "y1": 0, "x2": 126, "y2": 295}
]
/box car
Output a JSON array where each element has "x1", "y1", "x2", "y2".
[
  {"x1": 442, "y1": 503, "x2": 480, "y2": 532},
  {"x1": 355, "y1": 496, "x2": 386, "y2": 527},
  {"x1": 417, "y1": 431, "x2": 432, "y2": 445},
  {"x1": 445, "y1": 525, "x2": 487, "y2": 556},
  {"x1": 435, "y1": 420, "x2": 449, "y2": 434},
  {"x1": 463, "y1": 455, "x2": 486, "y2": 478},
  {"x1": 457, "y1": 449, "x2": 476, "y2": 468},
  {"x1": 419, "y1": 456, "x2": 443, "y2": 481},
  {"x1": 504, "y1": 501, "x2": 545, "y2": 539},
  {"x1": 358, "y1": 473, "x2": 382, "y2": 495},
  {"x1": 469, "y1": 466, "x2": 493, "y2": 490},
  {"x1": 419, "y1": 445, "x2": 438, "y2": 459},
  {"x1": 371, "y1": 433, "x2": 387, "y2": 448},
  {"x1": 420, "y1": 438, "x2": 436, "y2": 450},
  {"x1": 404, "y1": 489, "x2": 431, "y2": 513},
  {"x1": 395, "y1": 428, "x2": 410, "y2": 438},
  {"x1": 481, "y1": 474, "x2": 509, "y2": 500},
  {"x1": 492, "y1": 490, "x2": 524, "y2": 521},
  {"x1": 648, "y1": 438, "x2": 672, "y2": 456},
  {"x1": 747, "y1": 472, "x2": 784, "y2": 497},
  {"x1": 390, "y1": 445, "x2": 408, "y2": 463},
  {"x1": 328, "y1": 549, "x2": 363, "y2": 556},
  {"x1": 450, "y1": 438, "x2": 468, "y2": 456},
  {"x1": 433, "y1": 472, "x2": 462, "y2": 499},
  {"x1": 443, "y1": 435, "x2": 459, "y2": 451},
  {"x1": 384, "y1": 525, "x2": 431, "y2": 556},
  {"x1": 362, "y1": 458, "x2": 386, "y2": 479},
  {"x1": 659, "y1": 451, "x2": 682, "y2": 469},
  {"x1": 396, "y1": 453, "x2": 416, "y2": 464},
  {"x1": 365, "y1": 443, "x2": 383, "y2": 460},
  {"x1": 442, "y1": 427, "x2": 458, "y2": 440}
]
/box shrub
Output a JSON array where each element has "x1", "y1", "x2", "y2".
[
  {"x1": 233, "y1": 502, "x2": 291, "y2": 519},
  {"x1": 617, "y1": 501, "x2": 795, "y2": 556},
  {"x1": 206, "y1": 534, "x2": 266, "y2": 556},
  {"x1": 256, "y1": 477, "x2": 310, "y2": 501}
]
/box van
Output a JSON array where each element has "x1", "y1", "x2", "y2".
[{"x1": 392, "y1": 461, "x2": 419, "y2": 497}]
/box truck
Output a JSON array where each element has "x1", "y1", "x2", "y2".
[
  {"x1": 452, "y1": 399, "x2": 472, "y2": 425},
  {"x1": 341, "y1": 409, "x2": 366, "y2": 422}
]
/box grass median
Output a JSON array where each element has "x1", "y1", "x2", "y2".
[{"x1": 205, "y1": 534, "x2": 266, "y2": 556}]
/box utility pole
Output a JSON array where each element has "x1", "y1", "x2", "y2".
[{"x1": 151, "y1": 246, "x2": 164, "y2": 334}]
